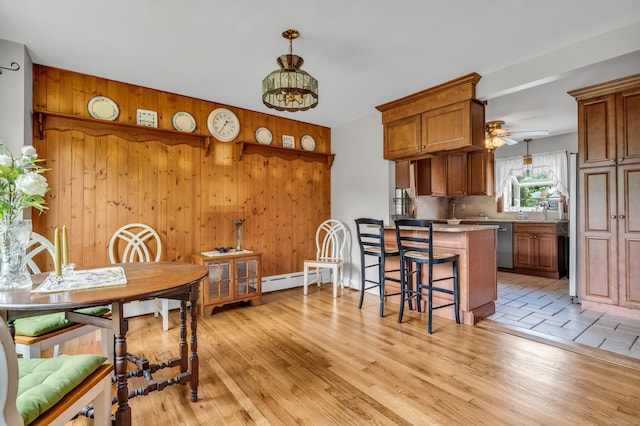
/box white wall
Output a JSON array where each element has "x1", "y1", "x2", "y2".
[
  {"x1": 0, "y1": 40, "x2": 32, "y2": 153},
  {"x1": 331, "y1": 112, "x2": 390, "y2": 289}
]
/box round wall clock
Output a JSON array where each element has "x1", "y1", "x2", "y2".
[{"x1": 207, "y1": 108, "x2": 240, "y2": 142}]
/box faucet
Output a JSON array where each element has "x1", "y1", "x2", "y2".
[{"x1": 542, "y1": 203, "x2": 548, "y2": 220}]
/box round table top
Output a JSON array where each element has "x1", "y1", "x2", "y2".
[{"x1": 0, "y1": 261, "x2": 207, "y2": 311}]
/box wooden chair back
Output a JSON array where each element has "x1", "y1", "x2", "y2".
[{"x1": 109, "y1": 223, "x2": 162, "y2": 263}]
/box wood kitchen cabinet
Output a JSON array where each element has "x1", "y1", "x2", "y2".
[
  {"x1": 191, "y1": 252, "x2": 262, "y2": 316},
  {"x1": 513, "y1": 223, "x2": 565, "y2": 279},
  {"x1": 377, "y1": 73, "x2": 485, "y2": 161},
  {"x1": 570, "y1": 74, "x2": 640, "y2": 314},
  {"x1": 571, "y1": 75, "x2": 640, "y2": 168},
  {"x1": 446, "y1": 153, "x2": 467, "y2": 196},
  {"x1": 414, "y1": 149, "x2": 493, "y2": 197},
  {"x1": 384, "y1": 115, "x2": 422, "y2": 160},
  {"x1": 415, "y1": 156, "x2": 446, "y2": 196},
  {"x1": 421, "y1": 99, "x2": 486, "y2": 153},
  {"x1": 467, "y1": 149, "x2": 494, "y2": 196}
]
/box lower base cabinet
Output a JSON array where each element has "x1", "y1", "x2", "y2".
[
  {"x1": 191, "y1": 252, "x2": 262, "y2": 316},
  {"x1": 513, "y1": 223, "x2": 565, "y2": 279}
]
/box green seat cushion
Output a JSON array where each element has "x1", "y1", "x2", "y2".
[
  {"x1": 17, "y1": 354, "x2": 108, "y2": 425},
  {"x1": 14, "y1": 306, "x2": 111, "y2": 337}
]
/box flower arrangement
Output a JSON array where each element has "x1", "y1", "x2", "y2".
[{"x1": 0, "y1": 142, "x2": 49, "y2": 223}]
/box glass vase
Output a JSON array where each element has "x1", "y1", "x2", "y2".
[{"x1": 0, "y1": 219, "x2": 33, "y2": 290}]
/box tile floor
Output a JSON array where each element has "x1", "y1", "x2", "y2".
[{"x1": 487, "y1": 271, "x2": 640, "y2": 360}]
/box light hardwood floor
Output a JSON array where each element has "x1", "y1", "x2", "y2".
[{"x1": 65, "y1": 283, "x2": 640, "y2": 425}]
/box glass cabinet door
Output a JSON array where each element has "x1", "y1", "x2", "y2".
[
  {"x1": 207, "y1": 261, "x2": 231, "y2": 301},
  {"x1": 236, "y1": 259, "x2": 258, "y2": 297}
]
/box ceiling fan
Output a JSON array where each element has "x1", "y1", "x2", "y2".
[{"x1": 485, "y1": 120, "x2": 549, "y2": 150}]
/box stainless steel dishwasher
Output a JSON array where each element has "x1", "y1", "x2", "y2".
[{"x1": 478, "y1": 222, "x2": 513, "y2": 269}]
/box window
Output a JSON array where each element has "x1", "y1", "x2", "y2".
[{"x1": 495, "y1": 151, "x2": 568, "y2": 213}]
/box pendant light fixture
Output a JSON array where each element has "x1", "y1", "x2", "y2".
[
  {"x1": 523, "y1": 138, "x2": 533, "y2": 178},
  {"x1": 262, "y1": 29, "x2": 318, "y2": 112}
]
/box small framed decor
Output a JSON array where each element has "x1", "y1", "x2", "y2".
[
  {"x1": 136, "y1": 109, "x2": 158, "y2": 127},
  {"x1": 282, "y1": 134, "x2": 295, "y2": 148}
]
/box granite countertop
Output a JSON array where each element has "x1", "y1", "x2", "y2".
[{"x1": 384, "y1": 224, "x2": 499, "y2": 232}]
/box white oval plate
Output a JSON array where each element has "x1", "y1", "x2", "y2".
[
  {"x1": 301, "y1": 134, "x2": 316, "y2": 151},
  {"x1": 87, "y1": 96, "x2": 119, "y2": 120},
  {"x1": 172, "y1": 111, "x2": 197, "y2": 132},
  {"x1": 255, "y1": 127, "x2": 273, "y2": 145}
]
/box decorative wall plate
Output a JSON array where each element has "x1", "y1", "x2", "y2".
[
  {"x1": 301, "y1": 135, "x2": 316, "y2": 151},
  {"x1": 87, "y1": 96, "x2": 119, "y2": 121},
  {"x1": 255, "y1": 127, "x2": 273, "y2": 145},
  {"x1": 172, "y1": 111, "x2": 197, "y2": 132}
]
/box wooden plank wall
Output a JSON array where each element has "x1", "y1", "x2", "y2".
[{"x1": 31, "y1": 65, "x2": 331, "y2": 276}]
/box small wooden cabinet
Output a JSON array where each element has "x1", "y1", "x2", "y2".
[
  {"x1": 191, "y1": 252, "x2": 262, "y2": 316},
  {"x1": 414, "y1": 149, "x2": 493, "y2": 197},
  {"x1": 513, "y1": 223, "x2": 565, "y2": 279},
  {"x1": 421, "y1": 99, "x2": 486, "y2": 153},
  {"x1": 384, "y1": 115, "x2": 422, "y2": 160}
]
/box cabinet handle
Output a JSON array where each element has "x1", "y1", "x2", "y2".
[
  {"x1": 415, "y1": 146, "x2": 420, "y2": 150},
  {"x1": 611, "y1": 215, "x2": 617, "y2": 219},
  {"x1": 618, "y1": 157, "x2": 624, "y2": 163},
  {"x1": 610, "y1": 158, "x2": 616, "y2": 163},
  {"x1": 619, "y1": 215, "x2": 626, "y2": 219}
]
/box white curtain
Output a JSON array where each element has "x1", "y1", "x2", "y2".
[
  {"x1": 494, "y1": 150, "x2": 569, "y2": 201},
  {"x1": 494, "y1": 155, "x2": 526, "y2": 200}
]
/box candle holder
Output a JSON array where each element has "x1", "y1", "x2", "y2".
[{"x1": 234, "y1": 219, "x2": 245, "y2": 251}]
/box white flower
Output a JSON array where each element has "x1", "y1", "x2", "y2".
[
  {"x1": 0, "y1": 155, "x2": 11, "y2": 168},
  {"x1": 16, "y1": 172, "x2": 48, "y2": 197},
  {"x1": 21, "y1": 146, "x2": 37, "y2": 160}
]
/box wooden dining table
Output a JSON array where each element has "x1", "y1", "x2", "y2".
[{"x1": 0, "y1": 261, "x2": 208, "y2": 426}]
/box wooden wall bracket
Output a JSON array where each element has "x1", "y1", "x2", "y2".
[{"x1": 35, "y1": 111, "x2": 212, "y2": 156}]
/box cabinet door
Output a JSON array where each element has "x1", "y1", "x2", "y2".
[
  {"x1": 415, "y1": 156, "x2": 446, "y2": 196},
  {"x1": 617, "y1": 87, "x2": 640, "y2": 165},
  {"x1": 395, "y1": 160, "x2": 411, "y2": 188},
  {"x1": 384, "y1": 115, "x2": 421, "y2": 160},
  {"x1": 446, "y1": 153, "x2": 467, "y2": 196},
  {"x1": 513, "y1": 233, "x2": 535, "y2": 269},
  {"x1": 579, "y1": 167, "x2": 618, "y2": 305},
  {"x1": 204, "y1": 261, "x2": 233, "y2": 304},
  {"x1": 467, "y1": 149, "x2": 494, "y2": 196},
  {"x1": 578, "y1": 95, "x2": 617, "y2": 168},
  {"x1": 534, "y1": 234, "x2": 558, "y2": 272},
  {"x1": 236, "y1": 257, "x2": 260, "y2": 299},
  {"x1": 618, "y1": 164, "x2": 640, "y2": 308},
  {"x1": 421, "y1": 99, "x2": 484, "y2": 153}
]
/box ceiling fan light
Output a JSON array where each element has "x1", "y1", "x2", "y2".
[{"x1": 485, "y1": 136, "x2": 506, "y2": 151}]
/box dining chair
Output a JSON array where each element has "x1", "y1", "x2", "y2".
[
  {"x1": 108, "y1": 223, "x2": 169, "y2": 330},
  {"x1": 355, "y1": 218, "x2": 402, "y2": 317},
  {"x1": 13, "y1": 232, "x2": 113, "y2": 361},
  {"x1": 303, "y1": 219, "x2": 347, "y2": 298},
  {"x1": 394, "y1": 219, "x2": 460, "y2": 334}
]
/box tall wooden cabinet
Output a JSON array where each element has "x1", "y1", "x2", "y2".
[{"x1": 570, "y1": 74, "x2": 640, "y2": 313}]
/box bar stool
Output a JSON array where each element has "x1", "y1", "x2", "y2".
[
  {"x1": 394, "y1": 219, "x2": 460, "y2": 334},
  {"x1": 355, "y1": 218, "x2": 402, "y2": 317}
]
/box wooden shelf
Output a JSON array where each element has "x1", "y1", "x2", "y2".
[
  {"x1": 35, "y1": 111, "x2": 211, "y2": 156},
  {"x1": 236, "y1": 142, "x2": 335, "y2": 167}
]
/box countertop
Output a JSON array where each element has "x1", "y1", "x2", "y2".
[{"x1": 385, "y1": 224, "x2": 499, "y2": 233}]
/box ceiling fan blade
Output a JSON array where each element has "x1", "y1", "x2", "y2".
[
  {"x1": 507, "y1": 130, "x2": 550, "y2": 137},
  {"x1": 502, "y1": 137, "x2": 519, "y2": 145}
]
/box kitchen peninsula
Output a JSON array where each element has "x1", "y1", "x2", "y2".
[{"x1": 384, "y1": 223, "x2": 498, "y2": 325}]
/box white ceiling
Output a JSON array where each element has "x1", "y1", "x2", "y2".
[{"x1": 1, "y1": 0, "x2": 639, "y2": 142}]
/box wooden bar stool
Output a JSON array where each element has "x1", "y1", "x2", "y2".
[
  {"x1": 394, "y1": 219, "x2": 460, "y2": 334},
  {"x1": 355, "y1": 218, "x2": 402, "y2": 317}
]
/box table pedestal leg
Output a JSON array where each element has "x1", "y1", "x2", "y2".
[
  {"x1": 190, "y1": 282, "x2": 199, "y2": 402},
  {"x1": 112, "y1": 302, "x2": 131, "y2": 426}
]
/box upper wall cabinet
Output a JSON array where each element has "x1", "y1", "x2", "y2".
[
  {"x1": 376, "y1": 73, "x2": 485, "y2": 161},
  {"x1": 569, "y1": 74, "x2": 640, "y2": 168}
]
